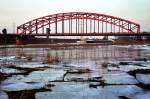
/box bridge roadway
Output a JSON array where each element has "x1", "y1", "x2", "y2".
[
  {"x1": 2, "y1": 32, "x2": 150, "y2": 37},
  {"x1": 0, "y1": 33, "x2": 150, "y2": 44}
]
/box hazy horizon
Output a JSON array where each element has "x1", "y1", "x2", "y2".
[{"x1": 0, "y1": 0, "x2": 150, "y2": 33}]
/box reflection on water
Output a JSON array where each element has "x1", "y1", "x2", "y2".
[
  {"x1": 0, "y1": 45, "x2": 145, "y2": 65},
  {"x1": 0, "y1": 45, "x2": 150, "y2": 99}
]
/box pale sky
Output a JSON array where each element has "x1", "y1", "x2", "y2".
[{"x1": 0, "y1": 0, "x2": 150, "y2": 33}]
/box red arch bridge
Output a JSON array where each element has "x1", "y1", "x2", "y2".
[{"x1": 16, "y1": 12, "x2": 150, "y2": 44}]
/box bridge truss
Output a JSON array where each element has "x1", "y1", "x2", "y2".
[{"x1": 17, "y1": 12, "x2": 140, "y2": 36}]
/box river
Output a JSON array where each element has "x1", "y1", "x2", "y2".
[{"x1": 0, "y1": 45, "x2": 150, "y2": 99}]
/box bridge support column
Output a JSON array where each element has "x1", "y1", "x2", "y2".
[
  {"x1": 16, "y1": 36, "x2": 24, "y2": 45},
  {"x1": 46, "y1": 28, "x2": 51, "y2": 43},
  {"x1": 135, "y1": 36, "x2": 143, "y2": 41}
]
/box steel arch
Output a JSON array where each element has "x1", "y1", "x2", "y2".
[{"x1": 17, "y1": 12, "x2": 140, "y2": 35}]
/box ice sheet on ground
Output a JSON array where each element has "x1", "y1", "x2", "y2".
[
  {"x1": 132, "y1": 92, "x2": 150, "y2": 99},
  {"x1": 19, "y1": 62, "x2": 50, "y2": 68},
  {"x1": 136, "y1": 74, "x2": 150, "y2": 84},
  {"x1": 2, "y1": 68, "x2": 66, "y2": 83},
  {"x1": 140, "y1": 62, "x2": 150, "y2": 67},
  {"x1": 103, "y1": 72, "x2": 139, "y2": 84},
  {"x1": 1, "y1": 82, "x2": 46, "y2": 91},
  {"x1": 64, "y1": 71, "x2": 102, "y2": 81},
  {"x1": 108, "y1": 65, "x2": 150, "y2": 72},
  {"x1": 1, "y1": 75, "x2": 26, "y2": 84},
  {"x1": 20, "y1": 69, "x2": 66, "y2": 82},
  {"x1": 0, "y1": 56, "x2": 16, "y2": 61},
  {"x1": 0, "y1": 91, "x2": 9, "y2": 99},
  {"x1": 0, "y1": 67, "x2": 25, "y2": 74},
  {"x1": 35, "y1": 82, "x2": 143, "y2": 99}
]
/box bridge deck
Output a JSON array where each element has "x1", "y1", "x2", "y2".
[
  {"x1": 18, "y1": 33, "x2": 150, "y2": 36},
  {"x1": 1, "y1": 33, "x2": 150, "y2": 37}
]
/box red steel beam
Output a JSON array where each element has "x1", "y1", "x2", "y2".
[{"x1": 17, "y1": 12, "x2": 140, "y2": 35}]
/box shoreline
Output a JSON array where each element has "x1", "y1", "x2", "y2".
[{"x1": 0, "y1": 41, "x2": 150, "y2": 48}]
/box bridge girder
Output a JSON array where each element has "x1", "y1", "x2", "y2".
[{"x1": 17, "y1": 12, "x2": 140, "y2": 35}]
